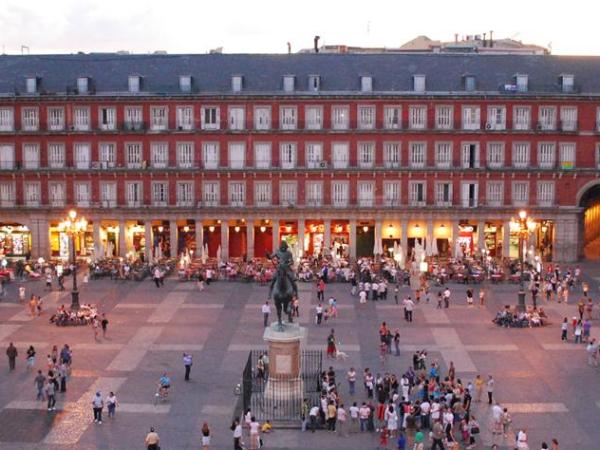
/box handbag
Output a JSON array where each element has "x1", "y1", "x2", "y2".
[{"x1": 471, "y1": 423, "x2": 480, "y2": 435}]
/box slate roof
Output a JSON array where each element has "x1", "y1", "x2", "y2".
[{"x1": 1, "y1": 52, "x2": 600, "y2": 96}]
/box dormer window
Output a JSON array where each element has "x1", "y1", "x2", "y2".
[
  {"x1": 464, "y1": 75, "x2": 476, "y2": 92},
  {"x1": 128, "y1": 75, "x2": 141, "y2": 93},
  {"x1": 413, "y1": 74, "x2": 426, "y2": 93},
  {"x1": 26, "y1": 77, "x2": 38, "y2": 94},
  {"x1": 360, "y1": 76, "x2": 373, "y2": 92},
  {"x1": 308, "y1": 75, "x2": 320, "y2": 92},
  {"x1": 515, "y1": 74, "x2": 528, "y2": 92},
  {"x1": 283, "y1": 75, "x2": 295, "y2": 92},
  {"x1": 232, "y1": 75, "x2": 243, "y2": 92},
  {"x1": 561, "y1": 74, "x2": 574, "y2": 93},
  {"x1": 77, "y1": 77, "x2": 89, "y2": 94},
  {"x1": 179, "y1": 75, "x2": 192, "y2": 93}
]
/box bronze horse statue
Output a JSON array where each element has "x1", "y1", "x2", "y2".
[{"x1": 267, "y1": 240, "x2": 298, "y2": 331}]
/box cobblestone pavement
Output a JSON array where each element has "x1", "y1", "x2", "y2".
[{"x1": 0, "y1": 262, "x2": 600, "y2": 449}]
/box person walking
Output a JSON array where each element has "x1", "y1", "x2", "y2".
[
  {"x1": 232, "y1": 419, "x2": 244, "y2": 449},
  {"x1": 326, "y1": 400, "x2": 337, "y2": 432},
  {"x1": 18, "y1": 286, "x2": 26, "y2": 302},
  {"x1": 92, "y1": 391, "x2": 104, "y2": 424},
  {"x1": 301, "y1": 398, "x2": 310, "y2": 432},
  {"x1": 316, "y1": 303, "x2": 323, "y2": 325},
  {"x1": 92, "y1": 318, "x2": 100, "y2": 341},
  {"x1": 317, "y1": 278, "x2": 325, "y2": 302},
  {"x1": 326, "y1": 329, "x2": 337, "y2": 359},
  {"x1": 337, "y1": 403, "x2": 347, "y2": 437},
  {"x1": 26, "y1": 345, "x2": 36, "y2": 371},
  {"x1": 404, "y1": 297, "x2": 415, "y2": 323},
  {"x1": 6, "y1": 342, "x2": 17, "y2": 371},
  {"x1": 347, "y1": 367, "x2": 356, "y2": 396},
  {"x1": 262, "y1": 301, "x2": 271, "y2": 327},
  {"x1": 58, "y1": 362, "x2": 68, "y2": 392},
  {"x1": 153, "y1": 267, "x2": 162, "y2": 288},
  {"x1": 106, "y1": 391, "x2": 118, "y2": 418},
  {"x1": 101, "y1": 314, "x2": 109, "y2": 338},
  {"x1": 249, "y1": 416, "x2": 260, "y2": 449},
  {"x1": 46, "y1": 379, "x2": 56, "y2": 411},
  {"x1": 474, "y1": 374, "x2": 484, "y2": 402},
  {"x1": 34, "y1": 370, "x2": 46, "y2": 401},
  {"x1": 561, "y1": 317, "x2": 568, "y2": 341},
  {"x1": 201, "y1": 422, "x2": 211, "y2": 449},
  {"x1": 486, "y1": 375, "x2": 495, "y2": 405},
  {"x1": 183, "y1": 352, "x2": 193, "y2": 381},
  {"x1": 443, "y1": 287, "x2": 451, "y2": 308},
  {"x1": 145, "y1": 427, "x2": 160, "y2": 450}
]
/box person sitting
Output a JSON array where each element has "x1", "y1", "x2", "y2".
[
  {"x1": 159, "y1": 373, "x2": 171, "y2": 396},
  {"x1": 261, "y1": 420, "x2": 273, "y2": 433}
]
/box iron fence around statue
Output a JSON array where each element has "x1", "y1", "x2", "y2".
[{"x1": 241, "y1": 349, "x2": 322, "y2": 425}]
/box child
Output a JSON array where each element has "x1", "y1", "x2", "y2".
[{"x1": 378, "y1": 427, "x2": 389, "y2": 449}]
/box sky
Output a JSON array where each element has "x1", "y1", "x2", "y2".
[{"x1": 0, "y1": 0, "x2": 598, "y2": 56}]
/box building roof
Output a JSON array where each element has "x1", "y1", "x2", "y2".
[{"x1": 0, "y1": 52, "x2": 599, "y2": 96}]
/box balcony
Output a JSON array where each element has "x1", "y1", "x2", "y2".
[
  {"x1": 0, "y1": 200, "x2": 15, "y2": 207},
  {"x1": 332, "y1": 200, "x2": 349, "y2": 208},
  {"x1": 202, "y1": 200, "x2": 219, "y2": 207},
  {"x1": 461, "y1": 199, "x2": 478, "y2": 208},
  {"x1": 123, "y1": 121, "x2": 146, "y2": 132},
  {"x1": 358, "y1": 199, "x2": 374, "y2": 208},
  {"x1": 50, "y1": 200, "x2": 66, "y2": 207},
  {"x1": 487, "y1": 200, "x2": 503, "y2": 207},
  {"x1": 76, "y1": 201, "x2": 90, "y2": 208},
  {"x1": 435, "y1": 201, "x2": 452, "y2": 207},
  {"x1": 25, "y1": 200, "x2": 40, "y2": 207},
  {"x1": 306, "y1": 199, "x2": 322, "y2": 207},
  {"x1": 153, "y1": 201, "x2": 168, "y2": 207},
  {"x1": 127, "y1": 201, "x2": 142, "y2": 208},
  {"x1": 409, "y1": 200, "x2": 426, "y2": 207},
  {"x1": 538, "y1": 200, "x2": 554, "y2": 207},
  {"x1": 255, "y1": 200, "x2": 271, "y2": 208},
  {"x1": 101, "y1": 200, "x2": 117, "y2": 208},
  {"x1": 176, "y1": 201, "x2": 194, "y2": 207}
]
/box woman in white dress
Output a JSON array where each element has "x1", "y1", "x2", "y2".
[{"x1": 384, "y1": 404, "x2": 398, "y2": 438}]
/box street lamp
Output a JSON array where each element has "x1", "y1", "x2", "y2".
[
  {"x1": 515, "y1": 209, "x2": 534, "y2": 312},
  {"x1": 57, "y1": 209, "x2": 87, "y2": 310}
]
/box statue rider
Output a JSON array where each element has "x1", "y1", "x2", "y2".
[{"x1": 267, "y1": 240, "x2": 298, "y2": 300}]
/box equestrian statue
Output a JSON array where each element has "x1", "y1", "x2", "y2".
[{"x1": 267, "y1": 240, "x2": 298, "y2": 332}]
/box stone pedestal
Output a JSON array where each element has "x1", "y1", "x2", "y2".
[{"x1": 263, "y1": 322, "x2": 306, "y2": 400}]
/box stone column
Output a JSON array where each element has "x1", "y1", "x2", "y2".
[
  {"x1": 374, "y1": 219, "x2": 383, "y2": 255},
  {"x1": 247, "y1": 222, "x2": 255, "y2": 260},
  {"x1": 93, "y1": 220, "x2": 101, "y2": 255},
  {"x1": 118, "y1": 220, "x2": 127, "y2": 257},
  {"x1": 452, "y1": 220, "x2": 460, "y2": 257},
  {"x1": 220, "y1": 220, "x2": 229, "y2": 261},
  {"x1": 348, "y1": 219, "x2": 357, "y2": 260},
  {"x1": 503, "y1": 220, "x2": 511, "y2": 259},
  {"x1": 169, "y1": 220, "x2": 178, "y2": 258},
  {"x1": 478, "y1": 220, "x2": 486, "y2": 251},
  {"x1": 297, "y1": 219, "x2": 306, "y2": 256},
  {"x1": 323, "y1": 219, "x2": 331, "y2": 254},
  {"x1": 195, "y1": 219, "x2": 203, "y2": 256},
  {"x1": 401, "y1": 219, "x2": 408, "y2": 258},
  {"x1": 144, "y1": 222, "x2": 152, "y2": 262},
  {"x1": 272, "y1": 219, "x2": 280, "y2": 251},
  {"x1": 427, "y1": 220, "x2": 434, "y2": 254}
]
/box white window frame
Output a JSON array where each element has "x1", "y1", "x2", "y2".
[
  {"x1": 486, "y1": 106, "x2": 506, "y2": 130},
  {"x1": 125, "y1": 142, "x2": 143, "y2": 169},
  {"x1": 537, "y1": 181, "x2": 555, "y2": 207},
  {"x1": 124, "y1": 106, "x2": 143, "y2": 130},
  {"x1": 228, "y1": 142, "x2": 246, "y2": 169},
  {"x1": 176, "y1": 181, "x2": 194, "y2": 206},
  {"x1": 25, "y1": 181, "x2": 41, "y2": 207},
  {"x1": 280, "y1": 181, "x2": 297, "y2": 206},
  {"x1": 48, "y1": 181, "x2": 65, "y2": 207},
  {"x1": 98, "y1": 106, "x2": 116, "y2": 131},
  {"x1": 435, "y1": 182, "x2": 453, "y2": 207},
  {"x1": 254, "y1": 181, "x2": 272, "y2": 207},
  {"x1": 360, "y1": 76, "x2": 373, "y2": 92},
  {"x1": 100, "y1": 182, "x2": 117, "y2": 207},
  {"x1": 0, "y1": 107, "x2": 15, "y2": 132},
  {"x1": 512, "y1": 142, "x2": 530, "y2": 168},
  {"x1": 228, "y1": 106, "x2": 245, "y2": 131},
  {"x1": 559, "y1": 142, "x2": 576, "y2": 169},
  {"x1": 47, "y1": 107, "x2": 65, "y2": 131},
  {"x1": 435, "y1": 105, "x2": 453, "y2": 130},
  {"x1": 383, "y1": 106, "x2": 401, "y2": 130},
  {"x1": 383, "y1": 142, "x2": 401, "y2": 168},
  {"x1": 409, "y1": 105, "x2": 427, "y2": 130},
  {"x1": 461, "y1": 142, "x2": 480, "y2": 169},
  {"x1": 201, "y1": 106, "x2": 220, "y2": 130},
  {"x1": 512, "y1": 181, "x2": 529, "y2": 206},
  {"x1": 0, "y1": 144, "x2": 15, "y2": 170},
  {"x1": 150, "y1": 106, "x2": 168, "y2": 131},
  {"x1": 560, "y1": 106, "x2": 577, "y2": 131},
  {"x1": 357, "y1": 142, "x2": 375, "y2": 169},
  {"x1": 306, "y1": 181, "x2": 323, "y2": 207},
  {"x1": 99, "y1": 142, "x2": 116, "y2": 168},
  {"x1": 305, "y1": 142, "x2": 323, "y2": 168},
  {"x1": 21, "y1": 107, "x2": 39, "y2": 131},
  {"x1": 305, "y1": 105, "x2": 323, "y2": 130},
  {"x1": 331, "y1": 105, "x2": 349, "y2": 130},
  {"x1": 48, "y1": 143, "x2": 65, "y2": 169},
  {"x1": 538, "y1": 106, "x2": 557, "y2": 131},
  {"x1": 486, "y1": 181, "x2": 504, "y2": 207},
  {"x1": 331, "y1": 181, "x2": 349, "y2": 208},
  {"x1": 413, "y1": 75, "x2": 426, "y2": 92},
  {"x1": 357, "y1": 105, "x2": 376, "y2": 130},
  {"x1": 461, "y1": 181, "x2": 479, "y2": 208},
  {"x1": 228, "y1": 181, "x2": 245, "y2": 207},
  {"x1": 408, "y1": 181, "x2": 426, "y2": 206},
  {"x1": 73, "y1": 106, "x2": 90, "y2": 131},
  {"x1": 486, "y1": 142, "x2": 505, "y2": 169},
  {"x1": 202, "y1": 142, "x2": 219, "y2": 169},
  {"x1": 125, "y1": 181, "x2": 143, "y2": 207},
  {"x1": 283, "y1": 75, "x2": 295, "y2": 92},
  {"x1": 254, "y1": 106, "x2": 271, "y2": 130},
  {"x1": 0, "y1": 181, "x2": 15, "y2": 206},
  {"x1": 383, "y1": 181, "x2": 401, "y2": 207},
  {"x1": 280, "y1": 143, "x2": 297, "y2": 169},
  {"x1": 176, "y1": 142, "x2": 194, "y2": 168},
  {"x1": 74, "y1": 143, "x2": 91, "y2": 169},
  {"x1": 357, "y1": 181, "x2": 375, "y2": 207},
  {"x1": 176, "y1": 106, "x2": 194, "y2": 131},
  {"x1": 409, "y1": 142, "x2": 426, "y2": 168},
  {"x1": 462, "y1": 105, "x2": 481, "y2": 131},
  {"x1": 254, "y1": 143, "x2": 272, "y2": 169},
  {"x1": 434, "y1": 142, "x2": 452, "y2": 169},
  {"x1": 150, "y1": 142, "x2": 169, "y2": 168},
  {"x1": 74, "y1": 181, "x2": 90, "y2": 207},
  {"x1": 232, "y1": 75, "x2": 243, "y2": 92},
  {"x1": 279, "y1": 106, "x2": 297, "y2": 130},
  {"x1": 332, "y1": 142, "x2": 349, "y2": 169},
  {"x1": 513, "y1": 106, "x2": 531, "y2": 131},
  {"x1": 538, "y1": 142, "x2": 556, "y2": 169},
  {"x1": 23, "y1": 143, "x2": 40, "y2": 169},
  {"x1": 179, "y1": 75, "x2": 192, "y2": 93},
  {"x1": 128, "y1": 75, "x2": 140, "y2": 93},
  {"x1": 152, "y1": 181, "x2": 169, "y2": 206},
  {"x1": 202, "y1": 181, "x2": 220, "y2": 207}
]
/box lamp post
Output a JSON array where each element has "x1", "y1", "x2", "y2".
[
  {"x1": 58, "y1": 210, "x2": 87, "y2": 311},
  {"x1": 515, "y1": 209, "x2": 533, "y2": 312}
]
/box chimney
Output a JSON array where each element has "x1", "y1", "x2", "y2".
[
  {"x1": 314, "y1": 35, "x2": 320, "y2": 53},
  {"x1": 489, "y1": 30, "x2": 494, "y2": 48},
  {"x1": 454, "y1": 33, "x2": 459, "y2": 43},
  {"x1": 287, "y1": 42, "x2": 291, "y2": 54},
  {"x1": 483, "y1": 32, "x2": 487, "y2": 47}
]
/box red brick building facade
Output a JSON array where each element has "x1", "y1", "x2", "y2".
[{"x1": 0, "y1": 53, "x2": 599, "y2": 262}]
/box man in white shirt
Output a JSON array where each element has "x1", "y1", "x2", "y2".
[
  {"x1": 404, "y1": 297, "x2": 415, "y2": 323},
  {"x1": 358, "y1": 402, "x2": 370, "y2": 432},
  {"x1": 262, "y1": 301, "x2": 271, "y2": 327},
  {"x1": 420, "y1": 400, "x2": 431, "y2": 429},
  {"x1": 309, "y1": 405, "x2": 320, "y2": 432},
  {"x1": 316, "y1": 304, "x2": 324, "y2": 325},
  {"x1": 443, "y1": 287, "x2": 451, "y2": 308},
  {"x1": 371, "y1": 282, "x2": 379, "y2": 301},
  {"x1": 359, "y1": 290, "x2": 367, "y2": 304},
  {"x1": 349, "y1": 402, "x2": 360, "y2": 433}
]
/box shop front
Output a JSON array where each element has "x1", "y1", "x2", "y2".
[
  {"x1": 203, "y1": 221, "x2": 221, "y2": 258},
  {"x1": 305, "y1": 220, "x2": 324, "y2": 257},
  {"x1": 456, "y1": 222, "x2": 478, "y2": 257},
  {"x1": 433, "y1": 222, "x2": 450, "y2": 258},
  {"x1": 382, "y1": 222, "x2": 401, "y2": 258},
  {"x1": 253, "y1": 220, "x2": 273, "y2": 258},
  {"x1": 128, "y1": 222, "x2": 147, "y2": 260},
  {"x1": 99, "y1": 221, "x2": 119, "y2": 258},
  {"x1": 0, "y1": 224, "x2": 31, "y2": 259},
  {"x1": 483, "y1": 222, "x2": 503, "y2": 258},
  {"x1": 177, "y1": 221, "x2": 196, "y2": 255},
  {"x1": 152, "y1": 220, "x2": 172, "y2": 258},
  {"x1": 228, "y1": 221, "x2": 247, "y2": 259},
  {"x1": 331, "y1": 220, "x2": 350, "y2": 258},
  {"x1": 50, "y1": 221, "x2": 93, "y2": 259},
  {"x1": 356, "y1": 222, "x2": 374, "y2": 257}
]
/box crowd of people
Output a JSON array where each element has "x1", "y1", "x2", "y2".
[{"x1": 49, "y1": 303, "x2": 99, "y2": 326}]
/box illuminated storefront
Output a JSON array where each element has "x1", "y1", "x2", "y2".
[{"x1": 0, "y1": 224, "x2": 31, "y2": 258}]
